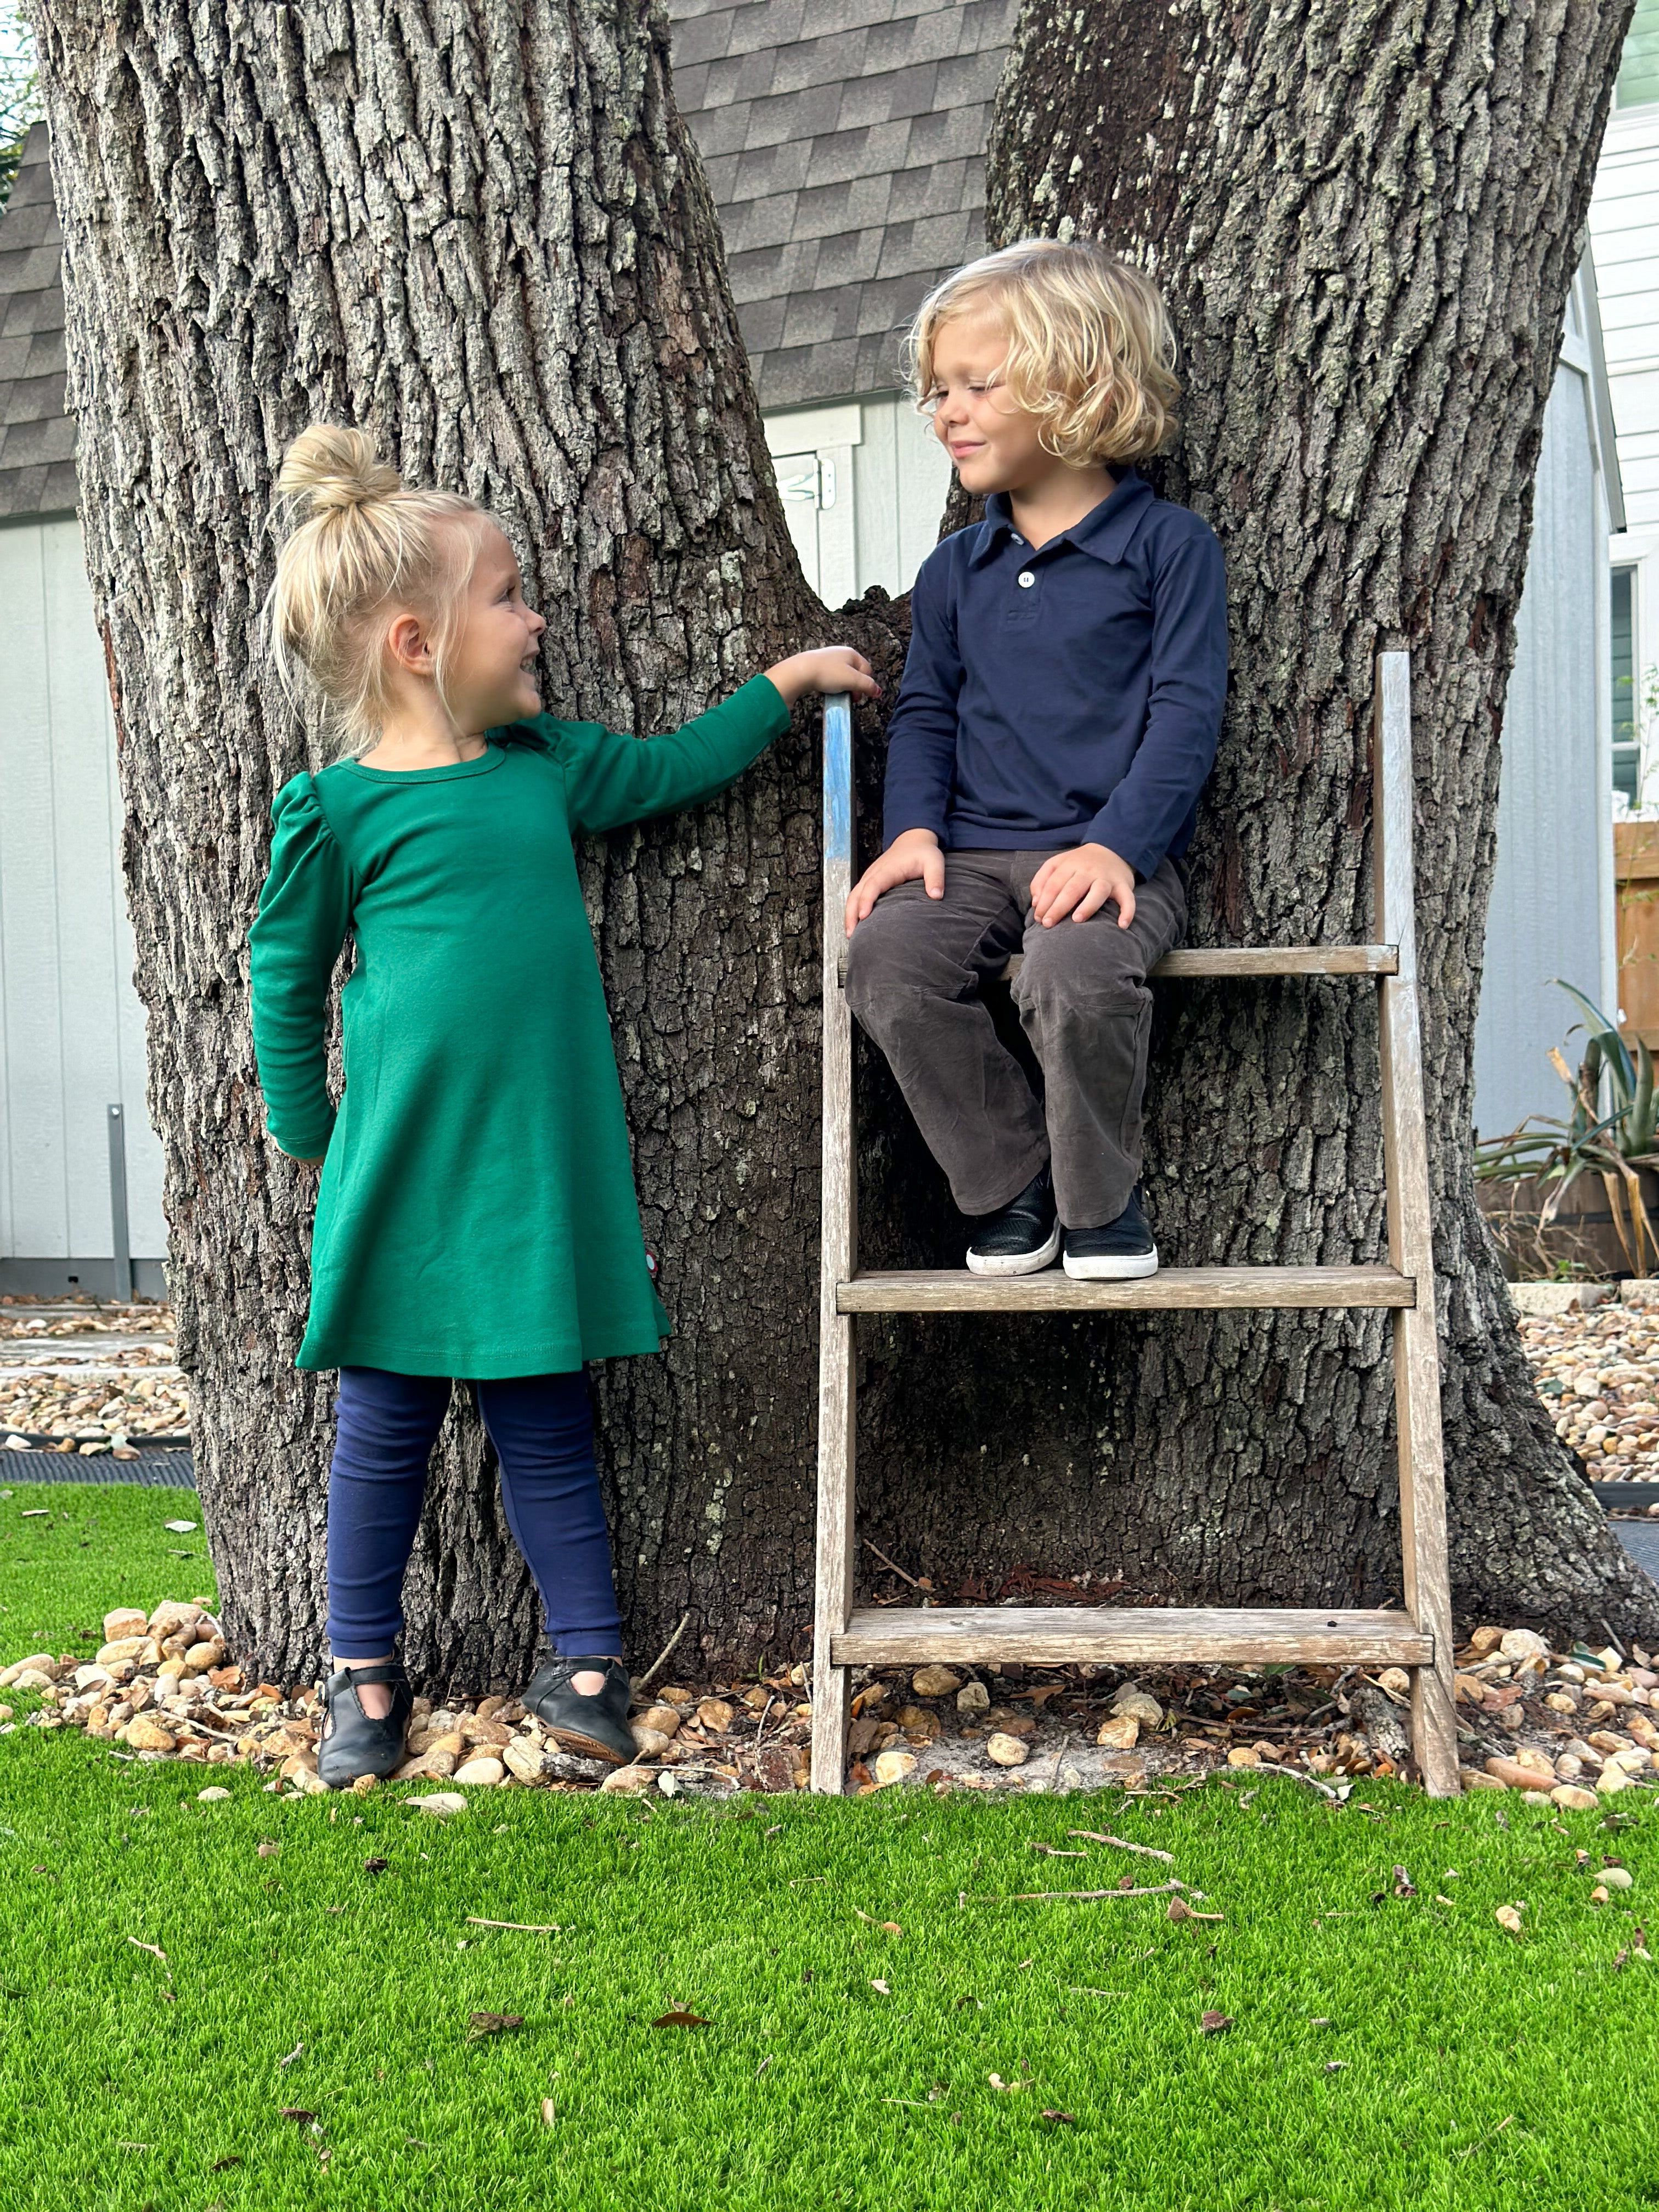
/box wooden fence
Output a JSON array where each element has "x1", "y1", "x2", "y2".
[{"x1": 1617, "y1": 821, "x2": 1659, "y2": 1048}]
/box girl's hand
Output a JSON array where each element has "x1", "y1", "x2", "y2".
[
  {"x1": 765, "y1": 645, "x2": 881, "y2": 706},
  {"x1": 845, "y1": 827, "x2": 943, "y2": 934},
  {"x1": 1030, "y1": 842, "x2": 1137, "y2": 928}
]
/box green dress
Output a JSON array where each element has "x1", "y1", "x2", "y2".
[{"x1": 249, "y1": 675, "x2": 791, "y2": 1377}]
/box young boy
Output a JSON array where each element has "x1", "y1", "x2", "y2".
[{"x1": 844, "y1": 240, "x2": 1228, "y2": 1280}]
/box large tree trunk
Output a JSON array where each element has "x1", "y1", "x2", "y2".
[
  {"x1": 848, "y1": 0, "x2": 1657, "y2": 1647},
  {"x1": 32, "y1": 0, "x2": 1655, "y2": 1697},
  {"x1": 30, "y1": 0, "x2": 900, "y2": 1691}
]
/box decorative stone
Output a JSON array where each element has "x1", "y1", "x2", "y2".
[
  {"x1": 985, "y1": 1732, "x2": 1029, "y2": 1768},
  {"x1": 279, "y1": 1752, "x2": 319, "y2": 1782},
  {"x1": 406, "y1": 1792, "x2": 469, "y2": 1816},
  {"x1": 1467, "y1": 1626, "x2": 1505, "y2": 1656},
  {"x1": 196, "y1": 1785, "x2": 232, "y2": 1802},
  {"x1": 127, "y1": 1717, "x2": 177, "y2": 1753},
  {"x1": 600, "y1": 1764, "x2": 656, "y2": 1794},
  {"x1": 910, "y1": 1666, "x2": 962, "y2": 1699},
  {"x1": 639, "y1": 1705, "x2": 681, "y2": 1739},
  {"x1": 896, "y1": 1707, "x2": 941, "y2": 1741},
  {"x1": 148, "y1": 1601, "x2": 204, "y2": 1639},
  {"x1": 1596, "y1": 1764, "x2": 1634, "y2": 1796},
  {"x1": 957, "y1": 1681, "x2": 990, "y2": 1715},
  {"x1": 10, "y1": 1668, "x2": 55, "y2": 1692},
  {"x1": 1111, "y1": 1688, "x2": 1164, "y2": 1726},
  {"x1": 1453, "y1": 1674, "x2": 1487, "y2": 1706},
  {"x1": 1513, "y1": 1747, "x2": 1555, "y2": 1778},
  {"x1": 502, "y1": 1740, "x2": 547, "y2": 1785},
  {"x1": 1377, "y1": 1668, "x2": 1411, "y2": 1696},
  {"x1": 453, "y1": 1755, "x2": 506, "y2": 1786},
  {"x1": 1096, "y1": 1715, "x2": 1139, "y2": 1750},
  {"x1": 95, "y1": 1637, "x2": 157, "y2": 1667},
  {"x1": 873, "y1": 1748, "x2": 917, "y2": 1785},
  {"x1": 1601, "y1": 1864, "x2": 1635, "y2": 1889},
  {"x1": 102, "y1": 1609, "x2": 148, "y2": 1641},
  {"x1": 1550, "y1": 1784, "x2": 1600, "y2": 1810},
  {"x1": 1500, "y1": 1629, "x2": 1550, "y2": 1663},
  {"x1": 696, "y1": 1699, "x2": 735, "y2": 1734},
  {"x1": 1227, "y1": 1746, "x2": 1261, "y2": 1768},
  {"x1": 629, "y1": 1726, "x2": 674, "y2": 1758}
]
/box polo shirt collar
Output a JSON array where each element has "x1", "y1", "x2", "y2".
[{"x1": 969, "y1": 470, "x2": 1153, "y2": 567}]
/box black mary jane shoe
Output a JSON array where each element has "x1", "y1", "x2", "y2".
[
  {"x1": 317, "y1": 1659, "x2": 414, "y2": 1790},
  {"x1": 521, "y1": 1655, "x2": 636, "y2": 1766}
]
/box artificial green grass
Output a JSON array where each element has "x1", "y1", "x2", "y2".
[
  {"x1": 0, "y1": 1485, "x2": 1654, "y2": 2212},
  {"x1": 0, "y1": 1479, "x2": 217, "y2": 1654}
]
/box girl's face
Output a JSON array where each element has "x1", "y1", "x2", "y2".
[
  {"x1": 443, "y1": 523, "x2": 547, "y2": 731},
  {"x1": 924, "y1": 309, "x2": 1053, "y2": 494}
]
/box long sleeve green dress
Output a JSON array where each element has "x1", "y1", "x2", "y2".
[{"x1": 248, "y1": 674, "x2": 791, "y2": 1378}]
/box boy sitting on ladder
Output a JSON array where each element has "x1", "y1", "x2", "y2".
[{"x1": 844, "y1": 240, "x2": 1229, "y2": 1282}]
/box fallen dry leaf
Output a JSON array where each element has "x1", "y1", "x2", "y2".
[
  {"x1": 279, "y1": 2108, "x2": 317, "y2": 2126},
  {"x1": 467, "y1": 2012, "x2": 524, "y2": 2039},
  {"x1": 988, "y1": 2073, "x2": 1023, "y2": 2091},
  {"x1": 870, "y1": 1979, "x2": 891, "y2": 1995},
  {"x1": 256, "y1": 1841, "x2": 280, "y2": 1860},
  {"x1": 650, "y1": 2010, "x2": 710, "y2": 2028},
  {"x1": 1392, "y1": 1865, "x2": 1417, "y2": 1899},
  {"x1": 1040, "y1": 2108, "x2": 1076, "y2": 2125},
  {"x1": 853, "y1": 1909, "x2": 902, "y2": 1934},
  {"x1": 210, "y1": 2155, "x2": 243, "y2": 2171},
  {"x1": 1495, "y1": 1905, "x2": 1525, "y2": 1936},
  {"x1": 1199, "y1": 2010, "x2": 1233, "y2": 2035},
  {"x1": 362, "y1": 1857, "x2": 390, "y2": 1875},
  {"x1": 540, "y1": 2097, "x2": 557, "y2": 2126}
]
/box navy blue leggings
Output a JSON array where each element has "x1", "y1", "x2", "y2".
[{"x1": 326, "y1": 1367, "x2": 622, "y2": 1661}]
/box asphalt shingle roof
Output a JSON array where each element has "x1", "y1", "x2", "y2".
[
  {"x1": 669, "y1": 0, "x2": 1014, "y2": 410},
  {"x1": 0, "y1": 9, "x2": 1011, "y2": 510},
  {"x1": 0, "y1": 125, "x2": 74, "y2": 519}
]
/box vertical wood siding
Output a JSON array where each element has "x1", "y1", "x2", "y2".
[{"x1": 0, "y1": 514, "x2": 166, "y2": 1264}]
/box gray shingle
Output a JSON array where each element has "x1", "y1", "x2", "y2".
[
  {"x1": 0, "y1": 411, "x2": 76, "y2": 468},
  {"x1": 0, "y1": 126, "x2": 77, "y2": 517},
  {"x1": 670, "y1": 0, "x2": 1011, "y2": 405},
  {"x1": 1, "y1": 368, "x2": 67, "y2": 428},
  {"x1": 0, "y1": 199, "x2": 60, "y2": 252}
]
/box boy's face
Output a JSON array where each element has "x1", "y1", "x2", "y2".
[{"x1": 925, "y1": 309, "x2": 1054, "y2": 495}]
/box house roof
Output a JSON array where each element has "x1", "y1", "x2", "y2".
[
  {"x1": 0, "y1": 9, "x2": 1013, "y2": 515},
  {"x1": 0, "y1": 123, "x2": 74, "y2": 520},
  {"x1": 668, "y1": 0, "x2": 1014, "y2": 412}
]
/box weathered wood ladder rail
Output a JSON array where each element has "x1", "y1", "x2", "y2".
[{"x1": 812, "y1": 653, "x2": 1459, "y2": 1797}]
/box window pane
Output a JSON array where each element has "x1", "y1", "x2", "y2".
[{"x1": 1617, "y1": 0, "x2": 1659, "y2": 109}]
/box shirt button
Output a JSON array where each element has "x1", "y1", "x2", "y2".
[{"x1": 1017, "y1": 570, "x2": 1036, "y2": 589}]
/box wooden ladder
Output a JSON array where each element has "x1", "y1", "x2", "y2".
[{"x1": 812, "y1": 652, "x2": 1459, "y2": 1797}]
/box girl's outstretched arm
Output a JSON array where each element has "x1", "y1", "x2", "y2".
[
  {"x1": 249, "y1": 776, "x2": 354, "y2": 1162},
  {"x1": 553, "y1": 648, "x2": 878, "y2": 836}
]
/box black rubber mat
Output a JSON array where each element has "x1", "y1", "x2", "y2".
[{"x1": 0, "y1": 1444, "x2": 195, "y2": 1488}]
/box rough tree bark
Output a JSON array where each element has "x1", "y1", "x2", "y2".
[
  {"x1": 31, "y1": 0, "x2": 898, "y2": 1690},
  {"x1": 850, "y1": 0, "x2": 1659, "y2": 1647},
  {"x1": 31, "y1": 0, "x2": 1656, "y2": 1692}
]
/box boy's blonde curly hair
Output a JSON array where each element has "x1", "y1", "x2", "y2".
[{"x1": 905, "y1": 239, "x2": 1181, "y2": 467}]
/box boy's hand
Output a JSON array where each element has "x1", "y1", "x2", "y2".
[
  {"x1": 1030, "y1": 842, "x2": 1137, "y2": 928},
  {"x1": 844, "y1": 828, "x2": 943, "y2": 934},
  {"x1": 764, "y1": 645, "x2": 881, "y2": 706}
]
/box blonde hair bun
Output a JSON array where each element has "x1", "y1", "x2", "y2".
[
  {"x1": 277, "y1": 423, "x2": 404, "y2": 515},
  {"x1": 266, "y1": 423, "x2": 489, "y2": 755}
]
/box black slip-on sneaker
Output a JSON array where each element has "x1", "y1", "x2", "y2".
[
  {"x1": 317, "y1": 1658, "x2": 414, "y2": 1788},
  {"x1": 1063, "y1": 1188, "x2": 1159, "y2": 1280},
  {"x1": 521, "y1": 1655, "x2": 636, "y2": 1765},
  {"x1": 965, "y1": 1165, "x2": 1061, "y2": 1277}
]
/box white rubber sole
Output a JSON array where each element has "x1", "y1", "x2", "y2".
[
  {"x1": 1062, "y1": 1243, "x2": 1160, "y2": 1281},
  {"x1": 965, "y1": 1221, "x2": 1062, "y2": 1276}
]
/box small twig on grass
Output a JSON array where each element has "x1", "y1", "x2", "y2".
[
  {"x1": 1251, "y1": 1761, "x2": 1341, "y2": 1799},
  {"x1": 466, "y1": 1918, "x2": 561, "y2": 1934},
  {"x1": 862, "y1": 1538, "x2": 922, "y2": 1588},
  {"x1": 1454, "y1": 2113, "x2": 1515, "y2": 2161},
  {"x1": 1068, "y1": 1830, "x2": 1174, "y2": 1863},
  {"x1": 977, "y1": 1881, "x2": 1186, "y2": 1904},
  {"x1": 633, "y1": 1611, "x2": 692, "y2": 1695}
]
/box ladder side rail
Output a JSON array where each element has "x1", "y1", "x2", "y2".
[
  {"x1": 812, "y1": 693, "x2": 858, "y2": 1793},
  {"x1": 1373, "y1": 652, "x2": 1459, "y2": 1795}
]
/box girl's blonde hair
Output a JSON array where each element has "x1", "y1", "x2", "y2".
[
  {"x1": 265, "y1": 425, "x2": 490, "y2": 755},
  {"x1": 905, "y1": 239, "x2": 1181, "y2": 467}
]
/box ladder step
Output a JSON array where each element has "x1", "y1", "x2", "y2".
[
  {"x1": 832, "y1": 1605, "x2": 1434, "y2": 1669},
  {"x1": 838, "y1": 1265, "x2": 1414, "y2": 1314},
  {"x1": 836, "y1": 944, "x2": 1398, "y2": 990}
]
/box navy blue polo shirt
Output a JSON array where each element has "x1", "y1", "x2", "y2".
[{"x1": 881, "y1": 471, "x2": 1228, "y2": 880}]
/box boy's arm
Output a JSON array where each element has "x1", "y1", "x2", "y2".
[
  {"x1": 1086, "y1": 525, "x2": 1229, "y2": 880},
  {"x1": 551, "y1": 653, "x2": 877, "y2": 836},
  {"x1": 879, "y1": 556, "x2": 963, "y2": 849},
  {"x1": 247, "y1": 776, "x2": 354, "y2": 1161}
]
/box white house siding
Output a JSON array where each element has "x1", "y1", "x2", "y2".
[
  {"x1": 0, "y1": 512, "x2": 167, "y2": 1294},
  {"x1": 1472, "y1": 330, "x2": 1618, "y2": 1141},
  {"x1": 1589, "y1": 22, "x2": 1659, "y2": 798},
  {"x1": 765, "y1": 392, "x2": 951, "y2": 603}
]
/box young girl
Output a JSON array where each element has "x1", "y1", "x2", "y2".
[{"x1": 250, "y1": 425, "x2": 877, "y2": 1788}]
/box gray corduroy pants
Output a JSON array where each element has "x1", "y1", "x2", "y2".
[{"x1": 844, "y1": 850, "x2": 1187, "y2": 1231}]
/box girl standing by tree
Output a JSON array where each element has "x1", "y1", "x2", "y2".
[{"x1": 250, "y1": 425, "x2": 876, "y2": 1786}]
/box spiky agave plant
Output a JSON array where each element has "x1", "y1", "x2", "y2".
[{"x1": 1475, "y1": 981, "x2": 1659, "y2": 1276}]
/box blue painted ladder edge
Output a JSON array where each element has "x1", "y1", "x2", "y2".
[{"x1": 822, "y1": 693, "x2": 854, "y2": 868}]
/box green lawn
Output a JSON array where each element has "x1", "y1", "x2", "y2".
[{"x1": 0, "y1": 1480, "x2": 1653, "y2": 2212}]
